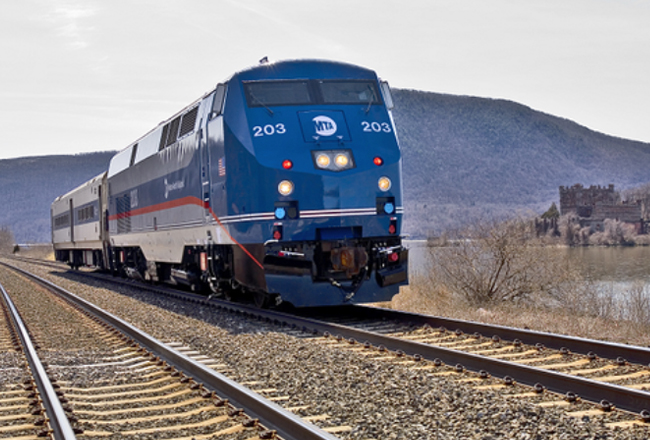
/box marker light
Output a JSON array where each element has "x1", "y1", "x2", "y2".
[
  {"x1": 373, "y1": 157, "x2": 383, "y2": 166},
  {"x1": 384, "y1": 202, "x2": 395, "y2": 215},
  {"x1": 378, "y1": 176, "x2": 392, "y2": 192},
  {"x1": 389, "y1": 218, "x2": 397, "y2": 235},
  {"x1": 316, "y1": 154, "x2": 330, "y2": 168},
  {"x1": 282, "y1": 159, "x2": 293, "y2": 170},
  {"x1": 278, "y1": 180, "x2": 294, "y2": 196},
  {"x1": 334, "y1": 154, "x2": 349, "y2": 168},
  {"x1": 388, "y1": 252, "x2": 399, "y2": 262},
  {"x1": 275, "y1": 207, "x2": 286, "y2": 219}
]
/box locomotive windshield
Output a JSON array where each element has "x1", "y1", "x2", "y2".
[
  {"x1": 244, "y1": 81, "x2": 311, "y2": 107},
  {"x1": 244, "y1": 80, "x2": 382, "y2": 107},
  {"x1": 319, "y1": 80, "x2": 381, "y2": 104}
]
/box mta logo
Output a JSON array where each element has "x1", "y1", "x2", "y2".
[{"x1": 312, "y1": 115, "x2": 337, "y2": 136}]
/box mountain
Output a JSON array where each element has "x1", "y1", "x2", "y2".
[
  {"x1": 392, "y1": 89, "x2": 650, "y2": 237},
  {"x1": 0, "y1": 153, "x2": 115, "y2": 243},
  {"x1": 1, "y1": 89, "x2": 650, "y2": 243}
]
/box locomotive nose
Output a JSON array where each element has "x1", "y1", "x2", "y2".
[{"x1": 330, "y1": 246, "x2": 369, "y2": 276}]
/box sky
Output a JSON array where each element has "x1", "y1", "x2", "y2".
[{"x1": 1, "y1": 0, "x2": 649, "y2": 160}]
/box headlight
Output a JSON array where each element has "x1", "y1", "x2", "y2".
[
  {"x1": 334, "y1": 154, "x2": 349, "y2": 168},
  {"x1": 312, "y1": 150, "x2": 355, "y2": 171},
  {"x1": 316, "y1": 154, "x2": 330, "y2": 168},
  {"x1": 378, "y1": 176, "x2": 392, "y2": 192},
  {"x1": 278, "y1": 180, "x2": 294, "y2": 196}
]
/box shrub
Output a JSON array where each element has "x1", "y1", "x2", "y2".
[{"x1": 428, "y1": 217, "x2": 580, "y2": 305}]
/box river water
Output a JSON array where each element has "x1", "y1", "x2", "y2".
[
  {"x1": 406, "y1": 240, "x2": 650, "y2": 286},
  {"x1": 563, "y1": 246, "x2": 650, "y2": 283}
]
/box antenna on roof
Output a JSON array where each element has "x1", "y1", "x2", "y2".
[{"x1": 259, "y1": 56, "x2": 269, "y2": 64}]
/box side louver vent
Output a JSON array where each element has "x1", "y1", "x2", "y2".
[
  {"x1": 179, "y1": 106, "x2": 198, "y2": 138},
  {"x1": 166, "y1": 116, "x2": 181, "y2": 147},
  {"x1": 159, "y1": 105, "x2": 199, "y2": 150},
  {"x1": 159, "y1": 124, "x2": 169, "y2": 151}
]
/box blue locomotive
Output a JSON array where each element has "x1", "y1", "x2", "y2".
[{"x1": 52, "y1": 59, "x2": 408, "y2": 307}]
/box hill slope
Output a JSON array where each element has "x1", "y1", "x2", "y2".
[
  {"x1": 1, "y1": 90, "x2": 650, "y2": 242},
  {"x1": 0, "y1": 153, "x2": 115, "y2": 243},
  {"x1": 392, "y1": 89, "x2": 650, "y2": 236}
]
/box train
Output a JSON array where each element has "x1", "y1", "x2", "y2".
[{"x1": 51, "y1": 59, "x2": 408, "y2": 307}]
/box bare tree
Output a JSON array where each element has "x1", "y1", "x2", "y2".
[
  {"x1": 625, "y1": 281, "x2": 650, "y2": 325},
  {"x1": 0, "y1": 226, "x2": 15, "y2": 254},
  {"x1": 429, "y1": 218, "x2": 578, "y2": 305}
]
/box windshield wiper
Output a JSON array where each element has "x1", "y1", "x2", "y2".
[
  {"x1": 250, "y1": 91, "x2": 274, "y2": 116},
  {"x1": 366, "y1": 84, "x2": 376, "y2": 114},
  {"x1": 365, "y1": 84, "x2": 377, "y2": 114}
]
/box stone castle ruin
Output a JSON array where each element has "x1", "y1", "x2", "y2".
[{"x1": 559, "y1": 184, "x2": 644, "y2": 234}]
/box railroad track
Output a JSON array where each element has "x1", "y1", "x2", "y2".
[
  {"x1": 1, "y1": 279, "x2": 75, "y2": 439},
  {"x1": 8, "y1": 254, "x2": 66, "y2": 271},
  {"x1": 5, "y1": 256, "x2": 650, "y2": 436},
  {"x1": 78, "y1": 269, "x2": 650, "y2": 425},
  {"x1": 0, "y1": 262, "x2": 340, "y2": 440},
  {"x1": 294, "y1": 306, "x2": 650, "y2": 424}
]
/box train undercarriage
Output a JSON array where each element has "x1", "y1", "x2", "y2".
[{"x1": 103, "y1": 237, "x2": 408, "y2": 308}]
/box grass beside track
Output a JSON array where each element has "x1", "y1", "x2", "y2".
[{"x1": 391, "y1": 277, "x2": 650, "y2": 349}]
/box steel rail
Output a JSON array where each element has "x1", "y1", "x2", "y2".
[
  {"x1": 103, "y1": 282, "x2": 650, "y2": 417},
  {"x1": 91, "y1": 282, "x2": 650, "y2": 417},
  {"x1": 346, "y1": 305, "x2": 650, "y2": 365},
  {"x1": 285, "y1": 308, "x2": 650, "y2": 416},
  {"x1": 68, "y1": 266, "x2": 650, "y2": 367},
  {"x1": 304, "y1": 317, "x2": 650, "y2": 415},
  {"x1": 2, "y1": 262, "x2": 339, "y2": 440},
  {"x1": 11, "y1": 260, "x2": 650, "y2": 418},
  {"x1": 0, "y1": 282, "x2": 77, "y2": 440}
]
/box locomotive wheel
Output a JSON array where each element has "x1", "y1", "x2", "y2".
[{"x1": 252, "y1": 291, "x2": 269, "y2": 309}]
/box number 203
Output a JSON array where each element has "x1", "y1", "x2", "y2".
[
  {"x1": 362, "y1": 121, "x2": 392, "y2": 133},
  {"x1": 253, "y1": 123, "x2": 286, "y2": 137}
]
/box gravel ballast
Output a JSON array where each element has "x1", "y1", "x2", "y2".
[{"x1": 3, "y1": 260, "x2": 649, "y2": 439}]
